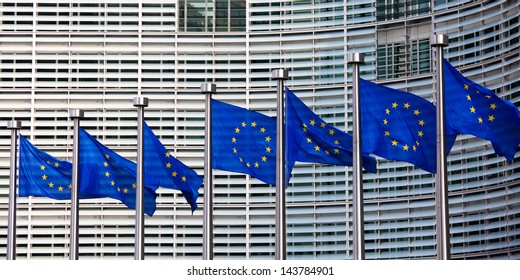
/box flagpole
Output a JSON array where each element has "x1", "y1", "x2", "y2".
[
  {"x1": 201, "y1": 83, "x2": 216, "y2": 260},
  {"x1": 69, "y1": 109, "x2": 84, "y2": 260},
  {"x1": 7, "y1": 120, "x2": 21, "y2": 260},
  {"x1": 272, "y1": 69, "x2": 289, "y2": 260},
  {"x1": 432, "y1": 34, "x2": 451, "y2": 260},
  {"x1": 347, "y1": 53, "x2": 365, "y2": 260},
  {"x1": 133, "y1": 97, "x2": 149, "y2": 260}
]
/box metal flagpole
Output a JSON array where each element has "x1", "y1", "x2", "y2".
[
  {"x1": 7, "y1": 120, "x2": 22, "y2": 260},
  {"x1": 133, "y1": 97, "x2": 149, "y2": 260},
  {"x1": 431, "y1": 34, "x2": 450, "y2": 260},
  {"x1": 69, "y1": 109, "x2": 84, "y2": 260},
  {"x1": 272, "y1": 69, "x2": 288, "y2": 260},
  {"x1": 347, "y1": 53, "x2": 365, "y2": 260},
  {"x1": 201, "y1": 83, "x2": 216, "y2": 260}
]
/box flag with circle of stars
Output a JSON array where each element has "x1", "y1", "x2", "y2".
[
  {"x1": 79, "y1": 129, "x2": 157, "y2": 216},
  {"x1": 19, "y1": 134, "x2": 98, "y2": 200},
  {"x1": 139, "y1": 122, "x2": 202, "y2": 213},
  {"x1": 360, "y1": 79, "x2": 457, "y2": 173},
  {"x1": 285, "y1": 87, "x2": 377, "y2": 173},
  {"x1": 444, "y1": 59, "x2": 520, "y2": 161},
  {"x1": 211, "y1": 99, "x2": 286, "y2": 185}
]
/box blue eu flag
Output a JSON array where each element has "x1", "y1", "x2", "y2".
[
  {"x1": 212, "y1": 99, "x2": 279, "y2": 185},
  {"x1": 444, "y1": 59, "x2": 520, "y2": 160},
  {"x1": 360, "y1": 79, "x2": 457, "y2": 173},
  {"x1": 285, "y1": 87, "x2": 377, "y2": 173},
  {"x1": 79, "y1": 129, "x2": 157, "y2": 216},
  {"x1": 142, "y1": 122, "x2": 202, "y2": 212},
  {"x1": 19, "y1": 135, "x2": 98, "y2": 200}
]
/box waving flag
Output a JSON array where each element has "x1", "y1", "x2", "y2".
[
  {"x1": 444, "y1": 59, "x2": 520, "y2": 160},
  {"x1": 285, "y1": 87, "x2": 377, "y2": 173}
]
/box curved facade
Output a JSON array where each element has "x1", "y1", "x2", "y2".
[{"x1": 0, "y1": 0, "x2": 519, "y2": 259}]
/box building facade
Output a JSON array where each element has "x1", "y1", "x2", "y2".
[{"x1": 0, "y1": 0, "x2": 518, "y2": 259}]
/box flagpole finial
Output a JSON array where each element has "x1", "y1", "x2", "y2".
[
  {"x1": 201, "y1": 83, "x2": 217, "y2": 94},
  {"x1": 133, "y1": 97, "x2": 149, "y2": 107},
  {"x1": 347, "y1": 53, "x2": 365, "y2": 64},
  {"x1": 69, "y1": 109, "x2": 84, "y2": 119},
  {"x1": 272, "y1": 69, "x2": 288, "y2": 80},
  {"x1": 7, "y1": 120, "x2": 21, "y2": 129},
  {"x1": 431, "y1": 34, "x2": 449, "y2": 47}
]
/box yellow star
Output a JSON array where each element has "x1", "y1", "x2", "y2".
[
  {"x1": 266, "y1": 147, "x2": 271, "y2": 153},
  {"x1": 68, "y1": 184, "x2": 72, "y2": 189},
  {"x1": 403, "y1": 145, "x2": 409, "y2": 151},
  {"x1": 48, "y1": 182, "x2": 54, "y2": 188},
  {"x1": 254, "y1": 162, "x2": 259, "y2": 168},
  {"x1": 132, "y1": 183, "x2": 136, "y2": 189},
  {"x1": 470, "y1": 107, "x2": 476, "y2": 113},
  {"x1": 241, "y1": 121, "x2": 246, "y2": 127},
  {"x1": 54, "y1": 162, "x2": 59, "y2": 167},
  {"x1": 265, "y1": 136, "x2": 271, "y2": 142},
  {"x1": 103, "y1": 162, "x2": 108, "y2": 167},
  {"x1": 262, "y1": 156, "x2": 267, "y2": 162},
  {"x1": 464, "y1": 84, "x2": 469, "y2": 90},
  {"x1": 306, "y1": 137, "x2": 312, "y2": 143},
  {"x1": 383, "y1": 119, "x2": 388, "y2": 125},
  {"x1": 124, "y1": 188, "x2": 128, "y2": 194},
  {"x1": 165, "y1": 152, "x2": 170, "y2": 158},
  {"x1": 478, "y1": 117, "x2": 483, "y2": 123},
  {"x1": 329, "y1": 129, "x2": 335, "y2": 135},
  {"x1": 239, "y1": 158, "x2": 243, "y2": 162},
  {"x1": 414, "y1": 109, "x2": 420, "y2": 116},
  {"x1": 466, "y1": 95, "x2": 471, "y2": 101},
  {"x1": 334, "y1": 149, "x2": 339, "y2": 154},
  {"x1": 166, "y1": 162, "x2": 172, "y2": 168},
  {"x1": 40, "y1": 165, "x2": 45, "y2": 170},
  {"x1": 233, "y1": 147, "x2": 237, "y2": 153},
  {"x1": 384, "y1": 131, "x2": 390, "y2": 136},
  {"x1": 418, "y1": 131, "x2": 424, "y2": 137},
  {"x1": 490, "y1": 103, "x2": 497, "y2": 110},
  {"x1": 232, "y1": 137, "x2": 236, "y2": 143},
  {"x1": 260, "y1": 127, "x2": 266, "y2": 133},
  {"x1": 392, "y1": 102, "x2": 398, "y2": 108},
  {"x1": 391, "y1": 140, "x2": 398, "y2": 146},
  {"x1": 58, "y1": 186, "x2": 63, "y2": 191},
  {"x1": 42, "y1": 174, "x2": 47, "y2": 180},
  {"x1": 111, "y1": 181, "x2": 115, "y2": 186},
  {"x1": 325, "y1": 150, "x2": 330, "y2": 155},
  {"x1": 302, "y1": 125, "x2": 307, "y2": 132},
  {"x1": 485, "y1": 95, "x2": 491, "y2": 99},
  {"x1": 418, "y1": 120, "x2": 425, "y2": 126},
  {"x1": 413, "y1": 145, "x2": 417, "y2": 151},
  {"x1": 314, "y1": 145, "x2": 320, "y2": 152},
  {"x1": 105, "y1": 154, "x2": 110, "y2": 159},
  {"x1": 310, "y1": 119, "x2": 316, "y2": 126},
  {"x1": 334, "y1": 140, "x2": 339, "y2": 145},
  {"x1": 117, "y1": 187, "x2": 121, "y2": 192},
  {"x1": 404, "y1": 103, "x2": 410, "y2": 109},
  {"x1": 172, "y1": 171, "x2": 177, "y2": 177},
  {"x1": 105, "y1": 171, "x2": 110, "y2": 177},
  {"x1": 488, "y1": 115, "x2": 495, "y2": 122},
  {"x1": 235, "y1": 127, "x2": 240, "y2": 133},
  {"x1": 321, "y1": 122, "x2": 326, "y2": 128},
  {"x1": 385, "y1": 108, "x2": 390, "y2": 115},
  {"x1": 246, "y1": 162, "x2": 251, "y2": 167},
  {"x1": 251, "y1": 121, "x2": 257, "y2": 127}
]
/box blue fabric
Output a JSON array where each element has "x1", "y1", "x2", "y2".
[
  {"x1": 211, "y1": 99, "x2": 280, "y2": 185},
  {"x1": 285, "y1": 87, "x2": 377, "y2": 173},
  {"x1": 18, "y1": 134, "x2": 98, "y2": 200},
  {"x1": 360, "y1": 79, "x2": 457, "y2": 173},
  {"x1": 141, "y1": 122, "x2": 202, "y2": 212},
  {"x1": 79, "y1": 129, "x2": 157, "y2": 216},
  {"x1": 444, "y1": 59, "x2": 520, "y2": 160}
]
